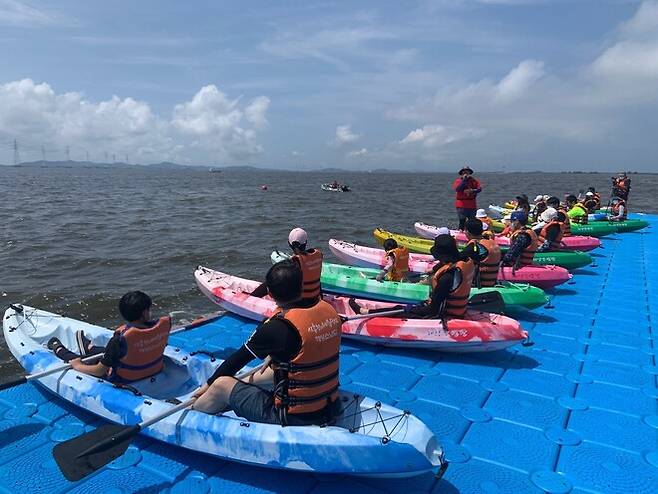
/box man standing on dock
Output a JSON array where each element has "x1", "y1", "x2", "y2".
[{"x1": 452, "y1": 166, "x2": 482, "y2": 231}]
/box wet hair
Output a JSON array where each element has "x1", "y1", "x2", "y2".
[
  {"x1": 546, "y1": 196, "x2": 560, "y2": 207},
  {"x1": 266, "y1": 259, "x2": 302, "y2": 304},
  {"x1": 289, "y1": 240, "x2": 307, "y2": 252},
  {"x1": 565, "y1": 194, "x2": 577, "y2": 204},
  {"x1": 588, "y1": 187, "x2": 596, "y2": 193},
  {"x1": 465, "y1": 218, "x2": 483, "y2": 236},
  {"x1": 119, "y1": 291, "x2": 152, "y2": 322},
  {"x1": 383, "y1": 238, "x2": 398, "y2": 251}
]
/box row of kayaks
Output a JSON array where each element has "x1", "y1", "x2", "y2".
[
  {"x1": 491, "y1": 203, "x2": 649, "y2": 235},
  {"x1": 2, "y1": 212, "x2": 648, "y2": 479}
]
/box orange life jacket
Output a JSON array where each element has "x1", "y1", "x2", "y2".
[
  {"x1": 557, "y1": 209, "x2": 571, "y2": 236},
  {"x1": 385, "y1": 247, "x2": 409, "y2": 281},
  {"x1": 612, "y1": 200, "x2": 627, "y2": 219},
  {"x1": 510, "y1": 228, "x2": 538, "y2": 266},
  {"x1": 112, "y1": 316, "x2": 171, "y2": 382},
  {"x1": 431, "y1": 259, "x2": 475, "y2": 318},
  {"x1": 539, "y1": 221, "x2": 563, "y2": 250},
  {"x1": 271, "y1": 301, "x2": 341, "y2": 420},
  {"x1": 467, "y1": 238, "x2": 501, "y2": 288},
  {"x1": 293, "y1": 249, "x2": 323, "y2": 301},
  {"x1": 593, "y1": 192, "x2": 601, "y2": 207}
]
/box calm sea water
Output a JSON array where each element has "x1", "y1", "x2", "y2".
[{"x1": 1, "y1": 166, "x2": 656, "y2": 378}]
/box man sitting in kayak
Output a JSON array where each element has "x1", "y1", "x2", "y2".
[
  {"x1": 47, "y1": 291, "x2": 171, "y2": 382},
  {"x1": 349, "y1": 234, "x2": 475, "y2": 319},
  {"x1": 501, "y1": 211, "x2": 539, "y2": 269},
  {"x1": 193, "y1": 260, "x2": 342, "y2": 426},
  {"x1": 609, "y1": 197, "x2": 627, "y2": 221},
  {"x1": 251, "y1": 227, "x2": 323, "y2": 305},
  {"x1": 532, "y1": 207, "x2": 563, "y2": 252},
  {"x1": 460, "y1": 219, "x2": 501, "y2": 288},
  {"x1": 377, "y1": 238, "x2": 409, "y2": 282},
  {"x1": 546, "y1": 196, "x2": 572, "y2": 236}
]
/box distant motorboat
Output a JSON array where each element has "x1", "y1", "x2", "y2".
[{"x1": 321, "y1": 183, "x2": 351, "y2": 192}]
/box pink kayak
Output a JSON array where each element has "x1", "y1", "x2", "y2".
[
  {"x1": 329, "y1": 239, "x2": 571, "y2": 289},
  {"x1": 195, "y1": 266, "x2": 528, "y2": 353},
  {"x1": 414, "y1": 222, "x2": 601, "y2": 252}
]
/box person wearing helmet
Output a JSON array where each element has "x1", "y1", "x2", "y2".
[
  {"x1": 609, "y1": 197, "x2": 627, "y2": 221},
  {"x1": 501, "y1": 211, "x2": 539, "y2": 268},
  {"x1": 611, "y1": 172, "x2": 631, "y2": 201},
  {"x1": 587, "y1": 187, "x2": 601, "y2": 209},
  {"x1": 350, "y1": 234, "x2": 475, "y2": 319},
  {"x1": 251, "y1": 228, "x2": 323, "y2": 304},
  {"x1": 452, "y1": 166, "x2": 482, "y2": 231},
  {"x1": 565, "y1": 194, "x2": 589, "y2": 224},
  {"x1": 377, "y1": 238, "x2": 410, "y2": 282},
  {"x1": 583, "y1": 192, "x2": 598, "y2": 213},
  {"x1": 460, "y1": 218, "x2": 501, "y2": 287},
  {"x1": 475, "y1": 208, "x2": 493, "y2": 228},
  {"x1": 533, "y1": 207, "x2": 563, "y2": 252}
]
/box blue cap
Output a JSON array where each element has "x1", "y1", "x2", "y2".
[{"x1": 510, "y1": 211, "x2": 527, "y2": 222}]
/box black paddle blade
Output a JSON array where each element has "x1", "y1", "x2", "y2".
[
  {"x1": 53, "y1": 424, "x2": 139, "y2": 481},
  {"x1": 468, "y1": 291, "x2": 506, "y2": 313}
]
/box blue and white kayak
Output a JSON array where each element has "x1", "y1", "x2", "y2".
[
  {"x1": 489, "y1": 204, "x2": 608, "y2": 222},
  {"x1": 2, "y1": 305, "x2": 446, "y2": 478}
]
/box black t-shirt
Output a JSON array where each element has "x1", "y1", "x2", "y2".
[
  {"x1": 207, "y1": 316, "x2": 302, "y2": 385},
  {"x1": 100, "y1": 333, "x2": 123, "y2": 369}
]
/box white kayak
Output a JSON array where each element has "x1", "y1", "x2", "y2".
[{"x1": 3, "y1": 304, "x2": 446, "y2": 477}]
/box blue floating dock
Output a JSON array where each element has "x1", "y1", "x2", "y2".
[{"x1": 1, "y1": 214, "x2": 657, "y2": 493}]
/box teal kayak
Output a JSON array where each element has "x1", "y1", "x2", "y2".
[{"x1": 271, "y1": 251, "x2": 549, "y2": 311}]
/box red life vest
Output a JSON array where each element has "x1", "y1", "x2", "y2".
[
  {"x1": 467, "y1": 238, "x2": 501, "y2": 288},
  {"x1": 292, "y1": 249, "x2": 323, "y2": 301},
  {"x1": 271, "y1": 301, "x2": 341, "y2": 419},
  {"x1": 539, "y1": 221, "x2": 563, "y2": 250},
  {"x1": 452, "y1": 177, "x2": 481, "y2": 209},
  {"x1": 112, "y1": 316, "x2": 171, "y2": 382},
  {"x1": 510, "y1": 228, "x2": 538, "y2": 266},
  {"x1": 431, "y1": 259, "x2": 475, "y2": 318},
  {"x1": 385, "y1": 247, "x2": 409, "y2": 281}
]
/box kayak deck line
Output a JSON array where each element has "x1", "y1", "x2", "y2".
[{"x1": 0, "y1": 212, "x2": 656, "y2": 493}]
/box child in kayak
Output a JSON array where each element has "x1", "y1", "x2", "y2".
[
  {"x1": 47, "y1": 291, "x2": 172, "y2": 382},
  {"x1": 501, "y1": 211, "x2": 539, "y2": 269},
  {"x1": 251, "y1": 227, "x2": 323, "y2": 305},
  {"x1": 193, "y1": 259, "x2": 342, "y2": 426},
  {"x1": 566, "y1": 194, "x2": 589, "y2": 224},
  {"x1": 475, "y1": 208, "x2": 493, "y2": 228},
  {"x1": 349, "y1": 234, "x2": 475, "y2": 319},
  {"x1": 460, "y1": 219, "x2": 501, "y2": 288},
  {"x1": 377, "y1": 238, "x2": 410, "y2": 282},
  {"x1": 532, "y1": 208, "x2": 563, "y2": 252}
]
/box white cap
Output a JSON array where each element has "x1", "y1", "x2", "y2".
[
  {"x1": 540, "y1": 207, "x2": 558, "y2": 223},
  {"x1": 585, "y1": 191, "x2": 593, "y2": 196},
  {"x1": 543, "y1": 195, "x2": 551, "y2": 201},
  {"x1": 475, "y1": 209, "x2": 487, "y2": 218},
  {"x1": 436, "y1": 227, "x2": 450, "y2": 235},
  {"x1": 288, "y1": 228, "x2": 308, "y2": 246},
  {"x1": 534, "y1": 195, "x2": 544, "y2": 202}
]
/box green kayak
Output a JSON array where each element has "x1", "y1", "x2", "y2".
[
  {"x1": 373, "y1": 229, "x2": 593, "y2": 270},
  {"x1": 489, "y1": 219, "x2": 617, "y2": 238},
  {"x1": 611, "y1": 219, "x2": 649, "y2": 233},
  {"x1": 271, "y1": 251, "x2": 548, "y2": 311}
]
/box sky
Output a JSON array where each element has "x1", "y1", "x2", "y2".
[{"x1": 0, "y1": 0, "x2": 657, "y2": 171}]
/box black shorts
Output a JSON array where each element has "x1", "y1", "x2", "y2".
[{"x1": 228, "y1": 380, "x2": 337, "y2": 426}]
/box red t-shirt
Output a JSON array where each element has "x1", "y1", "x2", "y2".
[{"x1": 452, "y1": 176, "x2": 481, "y2": 209}]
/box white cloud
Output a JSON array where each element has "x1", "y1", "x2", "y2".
[
  {"x1": 496, "y1": 60, "x2": 545, "y2": 101},
  {"x1": 347, "y1": 147, "x2": 368, "y2": 157},
  {"x1": 400, "y1": 124, "x2": 482, "y2": 147},
  {"x1": 335, "y1": 124, "x2": 360, "y2": 144},
  {"x1": 0, "y1": 0, "x2": 63, "y2": 26},
  {"x1": 0, "y1": 79, "x2": 270, "y2": 163}
]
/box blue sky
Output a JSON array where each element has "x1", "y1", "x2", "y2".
[{"x1": 0, "y1": 0, "x2": 656, "y2": 170}]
